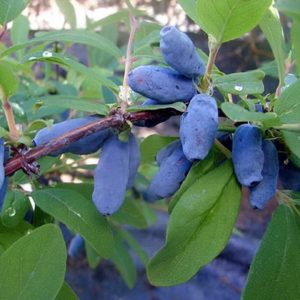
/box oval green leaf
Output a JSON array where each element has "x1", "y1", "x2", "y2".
[
  {"x1": 0, "y1": 30, "x2": 122, "y2": 59},
  {"x1": 242, "y1": 205, "x2": 300, "y2": 299},
  {"x1": 196, "y1": 0, "x2": 272, "y2": 43},
  {"x1": 147, "y1": 160, "x2": 241, "y2": 286},
  {"x1": 221, "y1": 102, "x2": 279, "y2": 124},
  {"x1": 259, "y1": 7, "x2": 285, "y2": 86},
  {"x1": 213, "y1": 70, "x2": 265, "y2": 95},
  {"x1": 0, "y1": 0, "x2": 29, "y2": 25},
  {"x1": 0, "y1": 224, "x2": 66, "y2": 300},
  {"x1": 31, "y1": 188, "x2": 114, "y2": 259}
]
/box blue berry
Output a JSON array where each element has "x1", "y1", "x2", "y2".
[
  {"x1": 232, "y1": 124, "x2": 264, "y2": 187},
  {"x1": 92, "y1": 134, "x2": 129, "y2": 215},
  {"x1": 68, "y1": 234, "x2": 84, "y2": 258},
  {"x1": 33, "y1": 116, "x2": 110, "y2": 156},
  {"x1": 127, "y1": 133, "x2": 140, "y2": 188},
  {"x1": 0, "y1": 138, "x2": 4, "y2": 189},
  {"x1": 180, "y1": 94, "x2": 218, "y2": 161},
  {"x1": 156, "y1": 140, "x2": 181, "y2": 166},
  {"x1": 128, "y1": 65, "x2": 196, "y2": 104},
  {"x1": 250, "y1": 140, "x2": 279, "y2": 210},
  {"x1": 160, "y1": 26, "x2": 205, "y2": 79},
  {"x1": 145, "y1": 142, "x2": 192, "y2": 201},
  {"x1": 0, "y1": 178, "x2": 8, "y2": 210}
]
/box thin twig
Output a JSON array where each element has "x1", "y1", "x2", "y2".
[
  {"x1": 3, "y1": 100, "x2": 19, "y2": 141},
  {"x1": 119, "y1": 3, "x2": 138, "y2": 112},
  {"x1": 4, "y1": 108, "x2": 180, "y2": 176}
]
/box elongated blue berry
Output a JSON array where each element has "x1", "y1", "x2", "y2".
[
  {"x1": 145, "y1": 142, "x2": 192, "y2": 201},
  {"x1": 232, "y1": 124, "x2": 264, "y2": 187},
  {"x1": 250, "y1": 140, "x2": 279, "y2": 209},
  {"x1": 128, "y1": 65, "x2": 196, "y2": 103},
  {"x1": 160, "y1": 26, "x2": 205, "y2": 78},
  {"x1": 179, "y1": 94, "x2": 218, "y2": 161},
  {"x1": 156, "y1": 140, "x2": 181, "y2": 166},
  {"x1": 0, "y1": 178, "x2": 8, "y2": 210},
  {"x1": 68, "y1": 234, "x2": 84, "y2": 258},
  {"x1": 33, "y1": 116, "x2": 110, "y2": 156},
  {"x1": 92, "y1": 134, "x2": 130, "y2": 215},
  {"x1": 0, "y1": 139, "x2": 4, "y2": 189},
  {"x1": 127, "y1": 133, "x2": 140, "y2": 188}
]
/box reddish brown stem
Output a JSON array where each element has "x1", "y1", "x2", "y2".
[
  {"x1": 3, "y1": 101, "x2": 19, "y2": 141},
  {"x1": 4, "y1": 109, "x2": 180, "y2": 176}
]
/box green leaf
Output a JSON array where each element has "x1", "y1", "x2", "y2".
[
  {"x1": 147, "y1": 160, "x2": 241, "y2": 286},
  {"x1": 0, "y1": 61, "x2": 19, "y2": 99},
  {"x1": 221, "y1": 102, "x2": 279, "y2": 124},
  {"x1": 196, "y1": 0, "x2": 272, "y2": 43},
  {"x1": 85, "y1": 241, "x2": 101, "y2": 269},
  {"x1": 0, "y1": 221, "x2": 33, "y2": 251},
  {"x1": 0, "y1": 224, "x2": 66, "y2": 300},
  {"x1": 259, "y1": 7, "x2": 285, "y2": 85},
  {"x1": 1, "y1": 190, "x2": 30, "y2": 228},
  {"x1": 31, "y1": 188, "x2": 113, "y2": 259},
  {"x1": 276, "y1": 0, "x2": 300, "y2": 21},
  {"x1": 56, "y1": 282, "x2": 78, "y2": 300},
  {"x1": 36, "y1": 95, "x2": 109, "y2": 115},
  {"x1": 140, "y1": 135, "x2": 178, "y2": 164},
  {"x1": 169, "y1": 148, "x2": 224, "y2": 213},
  {"x1": 23, "y1": 52, "x2": 118, "y2": 91},
  {"x1": 111, "y1": 233, "x2": 137, "y2": 289},
  {"x1": 11, "y1": 14, "x2": 29, "y2": 45},
  {"x1": 118, "y1": 229, "x2": 149, "y2": 266},
  {"x1": 0, "y1": 0, "x2": 29, "y2": 25},
  {"x1": 111, "y1": 199, "x2": 153, "y2": 229},
  {"x1": 292, "y1": 20, "x2": 300, "y2": 77},
  {"x1": 1, "y1": 29, "x2": 122, "y2": 59},
  {"x1": 281, "y1": 131, "x2": 300, "y2": 159},
  {"x1": 127, "y1": 101, "x2": 186, "y2": 113},
  {"x1": 55, "y1": 0, "x2": 77, "y2": 29},
  {"x1": 274, "y1": 79, "x2": 300, "y2": 124},
  {"x1": 213, "y1": 70, "x2": 265, "y2": 95},
  {"x1": 0, "y1": 127, "x2": 9, "y2": 138},
  {"x1": 242, "y1": 205, "x2": 300, "y2": 299}
]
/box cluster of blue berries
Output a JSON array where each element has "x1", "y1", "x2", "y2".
[
  {"x1": 232, "y1": 124, "x2": 279, "y2": 209},
  {"x1": 129, "y1": 26, "x2": 219, "y2": 200},
  {"x1": 33, "y1": 116, "x2": 140, "y2": 216}
]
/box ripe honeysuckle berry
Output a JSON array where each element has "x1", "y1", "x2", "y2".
[
  {"x1": 33, "y1": 116, "x2": 111, "y2": 156},
  {"x1": 92, "y1": 134, "x2": 130, "y2": 216},
  {"x1": 145, "y1": 142, "x2": 192, "y2": 201},
  {"x1": 0, "y1": 178, "x2": 8, "y2": 210},
  {"x1": 68, "y1": 234, "x2": 84, "y2": 258},
  {"x1": 250, "y1": 140, "x2": 279, "y2": 210},
  {"x1": 160, "y1": 26, "x2": 205, "y2": 79},
  {"x1": 128, "y1": 65, "x2": 197, "y2": 103},
  {"x1": 0, "y1": 138, "x2": 4, "y2": 189},
  {"x1": 156, "y1": 140, "x2": 181, "y2": 166},
  {"x1": 179, "y1": 94, "x2": 218, "y2": 161},
  {"x1": 127, "y1": 133, "x2": 140, "y2": 188},
  {"x1": 232, "y1": 124, "x2": 264, "y2": 187}
]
